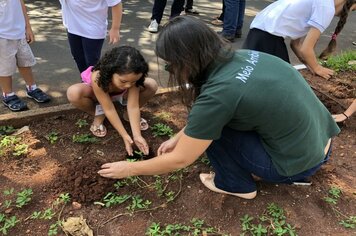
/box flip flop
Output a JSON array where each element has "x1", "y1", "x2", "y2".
[
  {"x1": 199, "y1": 172, "x2": 257, "y2": 199},
  {"x1": 140, "y1": 118, "x2": 149, "y2": 131},
  {"x1": 90, "y1": 124, "x2": 107, "y2": 138}
]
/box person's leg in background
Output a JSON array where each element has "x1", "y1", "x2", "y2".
[
  {"x1": 82, "y1": 37, "x2": 104, "y2": 70},
  {"x1": 220, "y1": 0, "x2": 239, "y2": 42},
  {"x1": 235, "y1": 0, "x2": 246, "y2": 38},
  {"x1": 170, "y1": 0, "x2": 185, "y2": 18},
  {"x1": 148, "y1": 0, "x2": 167, "y2": 33},
  {"x1": 184, "y1": 0, "x2": 199, "y2": 14},
  {"x1": 211, "y1": 0, "x2": 225, "y2": 26},
  {"x1": 67, "y1": 32, "x2": 87, "y2": 73}
]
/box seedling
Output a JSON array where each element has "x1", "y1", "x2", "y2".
[
  {"x1": 0, "y1": 136, "x2": 20, "y2": 148},
  {"x1": 102, "y1": 192, "x2": 131, "y2": 208},
  {"x1": 0, "y1": 126, "x2": 15, "y2": 136},
  {"x1": 126, "y1": 195, "x2": 151, "y2": 212},
  {"x1": 151, "y1": 123, "x2": 174, "y2": 137},
  {"x1": 46, "y1": 132, "x2": 59, "y2": 144},
  {"x1": 240, "y1": 203, "x2": 297, "y2": 236},
  {"x1": 12, "y1": 144, "x2": 28, "y2": 156},
  {"x1": 75, "y1": 119, "x2": 89, "y2": 128},
  {"x1": 72, "y1": 134, "x2": 97, "y2": 143},
  {"x1": 146, "y1": 218, "x2": 228, "y2": 236},
  {"x1": 0, "y1": 216, "x2": 19, "y2": 235},
  {"x1": 339, "y1": 216, "x2": 356, "y2": 229},
  {"x1": 324, "y1": 186, "x2": 341, "y2": 205},
  {"x1": 15, "y1": 188, "x2": 33, "y2": 208}
]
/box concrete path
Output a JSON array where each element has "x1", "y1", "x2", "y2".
[{"x1": 0, "y1": 0, "x2": 355, "y2": 115}]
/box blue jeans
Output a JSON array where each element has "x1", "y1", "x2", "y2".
[
  {"x1": 206, "y1": 127, "x2": 331, "y2": 193},
  {"x1": 67, "y1": 32, "x2": 104, "y2": 73},
  {"x1": 222, "y1": 0, "x2": 245, "y2": 36}
]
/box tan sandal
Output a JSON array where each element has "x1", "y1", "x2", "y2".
[
  {"x1": 199, "y1": 172, "x2": 257, "y2": 199},
  {"x1": 90, "y1": 124, "x2": 107, "y2": 138}
]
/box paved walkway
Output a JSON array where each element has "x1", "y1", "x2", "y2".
[{"x1": 1, "y1": 0, "x2": 355, "y2": 115}]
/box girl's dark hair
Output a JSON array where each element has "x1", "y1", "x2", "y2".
[
  {"x1": 319, "y1": 0, "x2": 355, "y2": 59},
  {"x1": 93, "y1": 46, "x2": 148, "y2": 92},
  {"x1": 155, "y1": 16, "x2": 233, "y2": 107}
]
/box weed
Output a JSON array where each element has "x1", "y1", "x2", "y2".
[
  {"x1": 322, "y1": 50, "x2": 356, "y2": 72},
  {"x1": 324, "y1": 186, "x2": 341, "y2": 205},
  {"x1": 72, "y1": 134, "x2": 97, "y2": 143},
  {"x1": 126, "y1": 195, "x2": 151, "y2": 212},
  {"x1": 102, "y1": 193, "x2": 131, "y2": 207},
  {"x1": 3, "y1": 188, "x2": 14, "y2": 196},
  {"x1": 46, "y1": 132, "x2": 59, "y2": 144},
  {"x1": 15, "y1": 188, "x2": 33, "y2": 208},
  {"x1": 41, "y1": 208, "x2": 55, "y2": 220},
  {"x1": 30, "y1": 211, "x2": 42, "y2": 219},
  {"x1": 339, "y1": 216, "x2": 356, "y2": 229},
  {"x1": 0, "y1": 216, "x2": 19, "y2": 235},
  {"x1": 12, "y1": 144, "x2": 28, "y2": 156},
  {"x1": 151, "y1": 123, "x2": 174, "y2": 137},
  {"x1": 165, "y1": 191, "x2": 175, "y2": 202},
  {"x1": 146, "y1": 218, "x2": 228, "y2": 236},
  {"x1": 0, "y1": 136, "x2": 20, "y2": 148},
  {"x1": 0, "y1": 126, "x2": 15, "y2": 136},
  {"x1": 240, "y1": 203, "x2": 297, "y2": 236},
  {"x1": 75, "y1": 119, "x2": 89, "y2": 128}
]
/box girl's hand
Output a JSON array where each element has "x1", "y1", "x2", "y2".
[
  {"x1": 313, "y1": 65, "x2": 334, "y2": 80},
  {"x1": 108, "y1": 28, "x2": 120, "y2": 44},
  {"x1": 98, "y1": 161, "x2": 130, "y2": 179},
  {"x1": 122, "y1": 135, "x2": 134, "y2": 156},
  {"x1": 158, "y1": 137, "x2": 178, "y2": 155},
  {"x1": 133, "y1": 136, "x2": 149, "y2": 155}
]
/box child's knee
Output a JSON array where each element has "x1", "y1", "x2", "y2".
[
  {"x1": 145, "y1": 78, "x2": 159, "y2": 94},
  {"x1": 66, "y1": 85, "x2": 81, "y2": 103}
]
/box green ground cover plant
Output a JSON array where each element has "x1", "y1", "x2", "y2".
[
  {"x1": 45, "y1": 131, "x2": 59, "y2": 144},
  {"x1": 322, "y1": 50, "x2": 356, "y2": 72},
  {"x1": 151, "y1": 123, "x2": 174, "y2": 137},
  {"x1": 75, "y1": 119, "x2": 89, "y2": 128},
  {"x1": 72, "y1": 134, "x2": 97, "y2": 143}
]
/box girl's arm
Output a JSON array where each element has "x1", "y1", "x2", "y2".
[
  {"x1": 291, "y1": 27, "x2": 334, "y2": 79},
  {"x1": 98, "y1": 132, "x2": 212, "y2": 179},
  {"x1": 108, "y1": 3, "x2": 122, "y2": 44},
  {"x1": 92, "y1": 77, "x2": 134, "y2": 154},
  {"x1": 20, "y1": 0, "x2": 34, "y2": 44},
  {"x1": 126, "y1": 86, "x2": 149, "y2": 154}
]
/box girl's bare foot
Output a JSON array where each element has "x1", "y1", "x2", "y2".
[{"x1": 199, "y1": 172, "x2": 257, "y2": 199}]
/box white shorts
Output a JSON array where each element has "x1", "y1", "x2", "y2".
[{"x1": 0, "y1": 38, "x2": 36, "y2": 76}]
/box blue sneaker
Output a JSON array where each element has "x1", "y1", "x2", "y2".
[
  {"x1": 27, "y1": 88, "x2": 51, "y2": 103},
  {"x1": 2, "y1": 95, "x2": 28, "y2": 111}
]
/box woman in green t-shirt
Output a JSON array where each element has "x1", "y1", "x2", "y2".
[{"x1": 98, "y1": 16, "x2": 339, "y2": 200}]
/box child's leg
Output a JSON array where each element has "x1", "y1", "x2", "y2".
[
  {"x1": 0, "y1": 76, "x2": 13, "y2": 95},
  {"x1": 138, "y1": 77, "x2": 158, "y2": 107},
  {"x1": 67, "y1": 83, "x2": 106, "y2": 134}
]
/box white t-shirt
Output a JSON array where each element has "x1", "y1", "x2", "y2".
[
  {"x1": 60, "y1": 0, "x2": 121, "y2": 39},
  {"x1": 0, "y1": 0, "x2": 26, "y2": 39},
  {"x1": 250, "y1": 0, "x2": 335, "y2": 39}
]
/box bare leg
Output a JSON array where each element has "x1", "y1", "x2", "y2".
[
  {"x1": 0, "y1": 76, "x2": 13, "y2": 94},
  {"x1": 18, "y1": 67, "x2": 35, "y2": 86},
  {"x1": 67, "y1": 83, "x2": 106, "y2": 126}
]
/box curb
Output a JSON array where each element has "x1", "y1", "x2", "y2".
[{"x1": 0, "y1": 87, "x2": 178, "y2": 127}]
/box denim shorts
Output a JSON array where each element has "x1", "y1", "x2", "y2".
[{"x1": 206, "y1": 127, "x2": 332, "y2": 193}]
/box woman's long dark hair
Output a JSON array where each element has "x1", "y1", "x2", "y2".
[
  {"x1": 155, "y1": 16, "x2": 233, "y2": 107},
  {"x1": 93, "y1": 46, "x2": 148, "y2": 92}
]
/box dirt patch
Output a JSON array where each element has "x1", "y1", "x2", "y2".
[{"x1": 0, "y1": 71, "x2": 355, "y2": 236}]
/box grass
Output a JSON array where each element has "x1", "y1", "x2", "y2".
[{"x1": 322, "y1": 50, "x2": 356, "y2": 72}]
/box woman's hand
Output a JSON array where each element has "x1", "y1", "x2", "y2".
[
  {"x1": 98, "y1": 161, "x2": 130, "y2": 179},
  {"x1": 122, "y1": 135, "x2": 134, "y2": 156},
  {"x1": 134, "y1": 136, "x2": 149, "y2": 155},
  {"x1": 157, "y1": 137, "x2": 179, "y2": 155}
]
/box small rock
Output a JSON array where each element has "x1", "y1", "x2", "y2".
[
  {"x1": 5, "y1": 208, "x2": 12, "y2": 214},
  {"x1": 187, "y1": 185, "x2": 191, "y2": 189},
  {"x1": 198, "y1": 190, "x2": 203, "y2": 194},
  {"x1": 340, "y1": 153, "x2": 344, "y2": 157},
  {"x1": 78, "y1": 156, "x2": 82, "y2": 160},
  {"x1": 340, "y1": 145, "x2": 344, "y2": 149},
  {"x1": 72, "y1": 201, "x2": 82, "y2": 210},
  {"x1": 26, "y1": 229, "x2": 31, "y2": 234}
]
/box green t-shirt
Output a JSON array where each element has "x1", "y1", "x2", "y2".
[{"x1": 185, "y1": 50, "x2": 340, "y2": 176}]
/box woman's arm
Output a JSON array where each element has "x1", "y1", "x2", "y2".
[
  {"x1": 295, "y1": 27, "x2": 334, "y2": 79},
  {"x1": 108, "y1": 3, "x2": 122, "y2": 44},
  {"x1": 98, "y1": 133, "x2": 212, "y2": 178}
]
